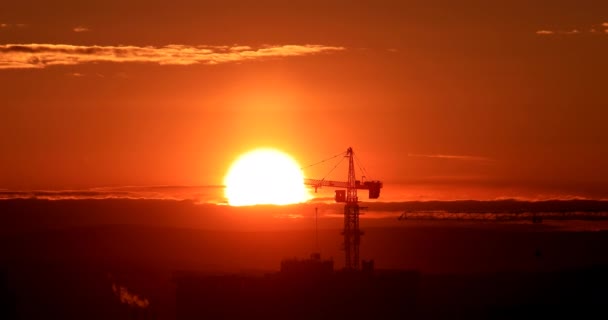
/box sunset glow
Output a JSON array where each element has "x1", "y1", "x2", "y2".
[
  {"x1": 224, "y1": 149, "x2": 310, "y2": 206},
  {"x1": 2, "y1": 2, "x2": 608, "y2": 318}
]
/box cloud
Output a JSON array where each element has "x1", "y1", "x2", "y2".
[
  {"x1": 0, "y1": 23, "x2": 26, "y2": 28},
  {"x1": 229, "y1": 45, "x2": 252, "y2": 51},
  {"x1": 408, "y1": 153, "x2": 493, "y2": 162},
  {"x1": 0, "y1": 43, "x2": 345, "y2": 69},
  {"x1": 0, "y1": 185, "x2": 227, "y2": 203},
  {"x1": 73, "y1": 26, "x2": 90, "y2": 32},
  {"x1": 537, "y1": 21, "x2": 608, "y2": 35},
  {"x1": 536, "y1": 29, "x2": 579, "y2": 35},
  {"x1": 396, "y1": 210, "x2": 608, "y2": 224}
]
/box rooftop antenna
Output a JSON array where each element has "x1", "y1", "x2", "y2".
[{"x1": 315, "y1": 207, "x2": 319, "y2": 252}]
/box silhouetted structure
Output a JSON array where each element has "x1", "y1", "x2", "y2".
[
  {"x1": 304, "y1": 147, "x2": 383, "y2": 270},
  {"x1": 173, "y1": 254, "x2": 419, "y2": 320},
  {"x1": 280, "y1": 253, "x2": 333, "y2": 275}
]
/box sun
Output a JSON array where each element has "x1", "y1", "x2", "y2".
[{"x1": 224, "y1": 148, "x2": 310, "y2": 206}]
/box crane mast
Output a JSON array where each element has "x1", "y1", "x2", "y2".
[
  {"x1": 304, "y1": 147, "x2": 382, "y2": 271},
  {"x1": 344, "y1": 147, "x2": 361, "y2": 270}
]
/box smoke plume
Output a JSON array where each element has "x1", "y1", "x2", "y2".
[{"x1": 109, "y1": 276, "x2": 150, "y2": 309}]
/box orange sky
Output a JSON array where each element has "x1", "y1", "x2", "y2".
[{"x1": 1, "y1": 0, "x2": 607, "y2": 199}]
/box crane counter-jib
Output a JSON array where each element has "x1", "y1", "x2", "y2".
[{"x1": 303, "y1": 179, "x2": 383, "y2": 200}]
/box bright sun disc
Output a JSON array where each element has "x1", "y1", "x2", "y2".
[{"x1": 224, "y1": 149, "x2": 310, "y2": 206}]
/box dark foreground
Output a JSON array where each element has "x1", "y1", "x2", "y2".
[
  {"x1": 2, "y1": 260, "x2": 606, "y2": 319},
  {"x1": 1, "y1": 199, "x2": 607, "y2": 319},
  {"x1": 173, "y1": 260, "x2": 606, "y2": 320}
]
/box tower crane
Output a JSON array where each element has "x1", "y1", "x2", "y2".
[{"x1": 303, "y1": 147, "x2": 383, "y2": 270}]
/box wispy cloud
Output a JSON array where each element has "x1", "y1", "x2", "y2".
[
  {"x1": 536, "y1": 29, "x2": 580, "y2": 35},
  {"x1": 537, "y1": 21, "x2": 608, "y2": 35},
  {"x1": 408, "y1": 153, "x2": 493, "y2": 162},
  {"x1": 72, "y1": 26, "x2": 90, "y2": 32},
  {"x1": 0, "y1": 23, "x2": 27, "y2": 29},
  {"x1": 0, "y1": 43, "x2": 345, "y2": 69}
]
